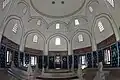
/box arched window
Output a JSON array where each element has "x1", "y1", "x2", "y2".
[
  {"x1": 23, "y1": 6, "x2": 27, "y2": 15},
  {"x1": 98, "y1": 21, "x2": 104, "y2": 32},
  {"x1": 82, "y1": 56, "x2": 86, "y2": 65},
  {"x1": 79, "y1": 55, "x2": 87, "y2": 69},
  {"x1": 6, "y1": 51, "x2": 12, "y2": 63},
  {"x1": 37, "y1": 20, "x2": 41, "y2": 26},
  {"x1": 104, "y1": 49, "x2": 111, "y2": 64},
  {"x1": 89, "y1": 6, "x2": 93, "y2": 12},
  {"x1": 31, "y1": 56, "x2": 37, "y2": 66},
  {"x1": 106, "y1": 0, "x2": 114, "y2": 7},
  {"x1": 75, "y1": 19, "x2": 80, "y2": 26},
  {"x1": 33, "y1": 35, "x2": 38, "y2": 43},
  {"x1": 55, "y1": 37, "x2": 61, "y2": 45},
  {"x1": 2, "y1": 0, "x2": 10, "y2": 9},
  {"x1": 56, "y1": 23, "x2": 60, "y2": 29},
  {"x1": 12, "y1": 23, "x2": 18, "y2": 33},
  {"x1": 78, "y1": 34, "x2": 84, "y2": 42}
]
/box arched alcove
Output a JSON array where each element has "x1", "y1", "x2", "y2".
[
  {"x1": 1, "y1": 18, "x2": 23, "y2": 67},
  {"x1": 47, "y1": 20, "x2": 68, "y2": 33},
  {"x1": 94, "y1": 17, "x2": 114, "y2": 43},
  {"x1": 47, "y1": 34, "x2": 69, "y2": 69},
  {"x1": 86, "y1": 0, "x2": 99, "y2": 16},
  {"x1": 68, "y1": 16, "x2": 88, "y2": 32},
  {"x1": 93, "y1": 16, "x2": 116, "y2": 49},
  {"x1": 22, "y1": 30, "x2": 46, "y2": 55},
  {"x1": 16, "y1": 1, "x2": 30, "y2": 17},
  {"x1": 25, "y1": 33, "x2": 44, "y2": 51},
  {"x1": 48, "y1": 36, "x2": 68, "y2": 56},
  {"x1": 22, "y1": 32, "x2": 44, "y2": 67},
  {"x1": 3, "y1": 19, "x2": 23, "y2": 44},
  {"x1": 72, "y1": 31, "x2": 92, "y2": 54},
  {"x1": 28, "y1": 16, "x2": 48, "y2": 29}
]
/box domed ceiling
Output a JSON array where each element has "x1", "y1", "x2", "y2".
[{"x1": 30, "y1": 0, "x2": 85, "y2": 18}]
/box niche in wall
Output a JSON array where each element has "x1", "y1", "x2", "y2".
[
  {"x1": 94, "y1": 17, "x2": 114, "y2": 44},
  {"x1": 72, "y1": 32, "x2": 92, "y2": 54},
  {"x1": 48, "y1": 36, "x2": 68, "y2": 55},
  {"x1": 25, "y1": 32, "x2": 44, "y2": 54},
  {"x1": 3, "y1": 19, "x2": 23, "y2": 45}
]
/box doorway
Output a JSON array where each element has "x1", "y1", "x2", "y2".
[{"x1": 55, "y1": 55, "x2": 61, "y2": 69}]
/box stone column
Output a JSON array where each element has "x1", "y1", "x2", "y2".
[
  {"x1": 19, "y1": 40, "x2": 24, "y2": 52},
  {"x1": 18, "y1": 51, "x2": 21, "y2": 67},
  {"x1": 44, "y1": 43, "x2": 48, "y2": 55},
  {"x1": 68, "y1": 43, "x2": 72, "y2": 55},
  {"x1": 92, "y1": 37, "x2": 97, "y2": 51},
  {"x1": 0, "y1": 33, "x2": 3, "y2": 43}
]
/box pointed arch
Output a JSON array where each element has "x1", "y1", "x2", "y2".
[
  {"x1": 20, "y1": 29, "x2": 46, "y2": 52},
  {"x1": 92, "y1": 13, "x2": 120, "y2": 47}
]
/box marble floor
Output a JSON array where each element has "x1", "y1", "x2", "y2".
[{"x1": 1, "y1": 68, "x2": 120, "y2": 80}]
